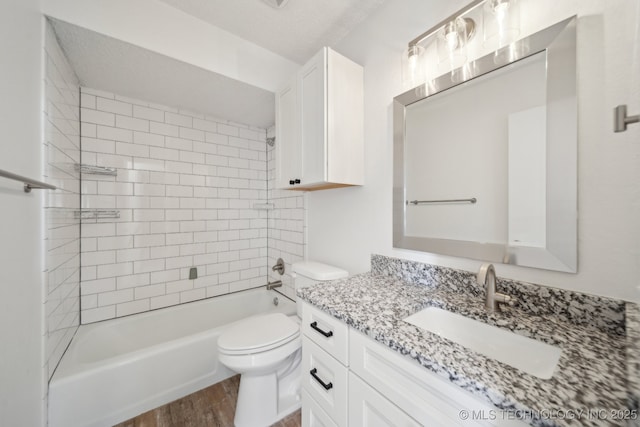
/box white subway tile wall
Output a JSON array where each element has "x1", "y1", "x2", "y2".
[
  {"x1": 80, "y1": 88, "x2": 275, "y2": 323},
  {"x1": 266, "y1": 126, "x2": 306, "y2": 300},
  {"x1": 44, "y1": 21, "x2": 81, "y2": 380}
]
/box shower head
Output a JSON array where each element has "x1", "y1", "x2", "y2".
[{"x1": 266, "y1": 137, "x2": 276, "y2": 147}]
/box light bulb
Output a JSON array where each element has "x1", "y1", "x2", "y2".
[
  {"x1": 445, "y1": 32, "x2": 458, "y2": 51},
  {"x1": 408, "y1": 52, "x2": 418, "y2": 72},
  {"x1": 493, "y1": 1, "x2": 509, "y2": 21},
  {"x1": 483, "y1": 0, "x2": 520, "y2": 50},
  {"x1": 402, "y1": 45, "x2": 425, "y2": 90}
]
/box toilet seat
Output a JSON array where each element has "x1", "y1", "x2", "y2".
[{"x1": 218, "y1": 313, "x2": 300, "y2": 355}]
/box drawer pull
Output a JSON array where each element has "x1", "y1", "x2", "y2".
[
  {"x1": 310, "y1": 368, "x2": 333, "y2": 390},
  {"x1": 310, "y1": 321, "x2": 333, "y2": 338}
]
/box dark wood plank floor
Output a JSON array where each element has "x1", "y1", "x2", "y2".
[{"x1": 114, "y1": 375, "x2": 301, "y2": 427}]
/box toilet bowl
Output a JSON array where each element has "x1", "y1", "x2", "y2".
[
  {"x1": 218, "y1": 313, "x2": 301, "y2": 427},
  {"x1": 217, "y1": 261, "x2": 348, "y2": 427}
]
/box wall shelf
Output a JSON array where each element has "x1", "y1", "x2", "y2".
[
  {"x1": 75, "y1": 209, "x2": 121, "y2": 220},
  {"x1": 75, "y1": 164, "x2": 117, "y2": 176}
]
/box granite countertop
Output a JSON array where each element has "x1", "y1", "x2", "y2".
[{"x1": 297, "y1": 272, "x2": 635, "y2": 427}]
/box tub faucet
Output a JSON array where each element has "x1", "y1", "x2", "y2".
[
  {"x1": 272, "y1": 258, "x2": 285, "y2": 275},
  {"x1": 266, "y1": 280, "x2": 282, "y2": 290},
  {"x1": 477, "y1": 263, "x2": 513, "y2": 313}
]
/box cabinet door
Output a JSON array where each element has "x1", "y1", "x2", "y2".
[
  {"x1": 301, "y1": 337, "x2": 349, "y2": 427},
  {"x1": 275, "y1": 77, "x2": 301, "y2": 189},
  {"x1": 302, "y1": 390, "x2": 339, "y2": 427},
  {"x1": 299, "y1": 48, "x2": 327, "y2": 187},
  {"x1": 349, "y1": 373, "x2": 421, "y2": 427}
]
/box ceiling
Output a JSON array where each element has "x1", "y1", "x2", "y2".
[
  {"x1": 156, "y1": 0, "x2": 386, "y2": 64},
  {"x1": 51, "y1": 19, "x2": 275, "y2": 128}
]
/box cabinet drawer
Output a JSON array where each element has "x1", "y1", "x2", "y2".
[
  {"x1": 301, "y1": 336, "x2": 348, "y2": 427},
  {"x1": 350, "y1": 330, "x2": 528, "y2": 427},
  {"x1": 302, "y1": 389, "x2": 339, "y2": 427},
  {"x1": 349, "y1": 372, "x2": 421, "y2": 427},
  {"x1": 302, "y1": 302, "x2": 349, "y2": 365}
]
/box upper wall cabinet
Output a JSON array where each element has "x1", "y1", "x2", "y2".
[{"x1": 275, "y1": 47, "x2": 364, "y2": 191}]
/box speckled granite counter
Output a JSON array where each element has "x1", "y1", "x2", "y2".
[
  {"x1": 627, "y1": 303, "x2": 640, "y2": 422},
  {"x1": 297, "y1": 257, "x2": 637, "y2": 427}
]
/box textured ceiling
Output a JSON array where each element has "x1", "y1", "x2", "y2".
[
  {"x1": 156, "y1": 0, "x2": 386, "y2": 64},
  {"x1": 51, "y1": 19, "x2": 275, "y2": 128}
]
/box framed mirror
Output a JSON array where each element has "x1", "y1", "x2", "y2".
[{"x1": 393, "y1": 17, "x2": 577, "y2": 272}]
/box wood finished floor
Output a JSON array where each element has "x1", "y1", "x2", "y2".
[{"x1": 114, "y1": 375, "x2": 301, "y2": 427}]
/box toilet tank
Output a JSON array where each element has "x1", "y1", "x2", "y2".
[{"x1": 292, "y1": 261, "x2": 348, "y2": 317}]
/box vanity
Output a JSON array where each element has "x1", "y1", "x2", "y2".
[
  {"x1": 297, "y1": 255, "x2": 636, "y2": 427},
  {"x1": 295, "y1": 4, "x2": 640, "y2": 426}
]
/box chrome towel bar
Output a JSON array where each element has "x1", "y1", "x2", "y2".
[
  {"x1": 0, "y1": 168, "x2": 57, "y2": 193},
  {"x1": 407, "y1": 198, "x2": 477, "y2": 205}
]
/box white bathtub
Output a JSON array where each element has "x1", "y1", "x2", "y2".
[{"x1": 49, "y1": 288, "x2": 296, "y2": 427}]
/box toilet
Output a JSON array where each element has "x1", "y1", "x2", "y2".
[{"x1": 218, "y1": 261, "x2": 348, "y2": 427}]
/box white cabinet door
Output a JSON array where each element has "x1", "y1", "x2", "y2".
[
  {"x1": 299, "y1": 48, "x2": 327, "y2": 187},
  {"x1": 302, "y1": 390, "x2": 339, "y2": 427},
  {"x1": 349, "y1": 373, "x2": 421, "y2": 427},
  {"x1": 301, "y1": 337, "x2": 349, "y2": 427},
  {"x1": 274, "y1": 46, "x2": 363, "y2": 191},
  {"x1": 275, "y1": 76, "x2": 301, "y2": 189}
]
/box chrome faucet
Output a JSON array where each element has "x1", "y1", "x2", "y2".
[{"x1": 477, "y1": 263, "x2": 513, "y2": 312}]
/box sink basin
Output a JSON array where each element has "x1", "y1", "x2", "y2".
[{"x1": 403, "y1": 307, "x2": 561, "y2": 379}]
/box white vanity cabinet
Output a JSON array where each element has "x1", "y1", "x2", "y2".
[
  {"x1": 300, "y1": 302, "x2": 529, "y2": 427},
  {"x1": 301, "y1": 303, "x2": 350, "y2": 426},
  {"x1": 301, "y1": 302, "x2": 416, "y2": 427},
  {"x1": 275, "y1": 47, "x2": 363, "y2": 191}
]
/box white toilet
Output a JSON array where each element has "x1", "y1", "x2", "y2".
[{"x1": 218, "y1": 261, "x2": 348, "y2": 427}]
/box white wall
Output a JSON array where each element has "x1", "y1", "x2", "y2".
[
  {"x1": 0, "y1": 1, "x2": 46, "y2": 426},
  {"x1": 79, "y1": 88, "x2": 269, "y2": 323},
  {"x1": 308, "y1": 0, "x2": 640, "y2": 302},
  {"x1": 44, "y1": 20, "x2": 81, "y2": 381}
]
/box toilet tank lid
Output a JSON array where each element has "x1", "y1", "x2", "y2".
[{"x1": 292, "y1": 261, "x2": 348, "y2": 281}]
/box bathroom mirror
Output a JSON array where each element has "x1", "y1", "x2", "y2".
[{"x1": 393, "y1": 17, "x2": 577, "y2": 272}]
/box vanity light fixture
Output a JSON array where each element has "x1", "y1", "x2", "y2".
[
  {"x1": 401, "y1": 0, "x2": 522, "y2": 90},
  {"x1": 437, "y1": 17, "x2": 476, "y2": 71},
  {"x1": 401, "y1": 44, "x2": 426, "y2": 90},
  {"x1": 483, "y1": 0, "x2": 521, "y2": 50}
]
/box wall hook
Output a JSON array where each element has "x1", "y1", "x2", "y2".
[{"x1": 614, "y1": 105, "x2": 640, "y2": 132}]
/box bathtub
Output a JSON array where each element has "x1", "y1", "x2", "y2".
[{"x1": 49, "y1": 288, "x2": 296, "y2": 427}]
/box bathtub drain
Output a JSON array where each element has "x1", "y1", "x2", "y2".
[{"x1": 273, "y1": 297, "x2": 279, "y2": 306}]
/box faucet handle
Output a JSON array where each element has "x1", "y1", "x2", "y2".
[{"x1": 495, "y1": 293, "x2": 516, "y2": 308}]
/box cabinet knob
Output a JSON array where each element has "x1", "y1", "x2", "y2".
[
  {"x1": 289, "y1": 180, "x2": 295, "y2": 185},
  {"x1": 295, "y1": 179, "x2": 301, "y2": 184}
]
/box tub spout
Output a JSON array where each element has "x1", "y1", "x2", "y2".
[{"x1": 266, "y1": 280, "x2": 282, "y2": 290}]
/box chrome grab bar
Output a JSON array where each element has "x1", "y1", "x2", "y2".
[
  {"x1": 0, "y1": 168, "x2": 57, "y2": 193},
  {"x1": 407, "y1": 198, "x2": 476, "y2": 205}
]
